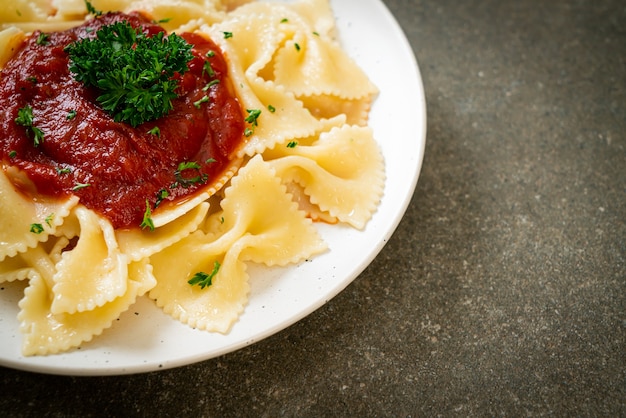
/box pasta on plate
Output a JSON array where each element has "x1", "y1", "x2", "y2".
[{"x1": 0, "y1": 0, "x2": 384, "y2": 356}]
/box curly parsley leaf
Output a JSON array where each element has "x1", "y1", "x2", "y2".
[
  {"x1": 140, "y1": 199, "x2": 155, "y2": 231},
  {"x1": 65, "y1": 20, "x2": 194, "y2": 127},
  {"x1": 243, "y1": 108, "x2": 261, "y2": 137},
  {"x1": 245, "y1": 108, "x2": 261, "y2": 126},
  {"x1": 15, "y1": 105, "x2": 44, "y2": 146},
  {"x1": 84, "y1": 0, "x2": 102, "y2": 17},
  {"x1": 172, "y1": 161, "x2": 207, "y2": 188},
  {"x1": 187, "y1": 261, "x2": 221, "y2": 289}
]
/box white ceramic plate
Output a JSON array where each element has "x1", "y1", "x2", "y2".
[{"x1": 0, "y1": 0, "x2": 426, "y2": 376}]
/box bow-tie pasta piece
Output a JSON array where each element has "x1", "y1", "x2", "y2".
[
  {"x1": 18, "y1": 258, "x2": 156, "y2": 356},
  {"x1": 49, "y1": 206, "x2": 130, "y2": 315},
  {"x1": 272, "y1": 22, "x2": 377, "y2": 101},
  {"x1": 149, "y1": 232, "x2": 249, "y2": 333},
  {"x1": 266, "y1": 125, "x2": 385, "y2": 229},
  {"x1": 0, "y1": 245, "x2": 55, "y2": 287},
  {"x1": 149, "y1": 155, "x2": 326, "y2": 332},
  {"x1": 204, "y1": 8, "x2": 339, "y2": 158},
  {"x1": 54, "y1": 0, "x2": 228, "y2": 30},
  {"x1": 217, "y1": 155, "x2": 327, "y2": 266},
  {"x1": 116, "y1": 201, "x2": 210, "y2": 262},
  {"x1": 0, "y1": 0, "x2": 53, "y2": 23},
  {"x1": 0, "y1": 167, "x2": 79, "y2": 262}
]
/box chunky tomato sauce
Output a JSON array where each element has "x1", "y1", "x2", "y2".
[{"x1": 0, "y1": 12, "x2": 245, "y2": 229}]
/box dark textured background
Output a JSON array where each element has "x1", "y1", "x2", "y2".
[{"x1": 2, "y1": 0, "x2": 625, "y2": 416}]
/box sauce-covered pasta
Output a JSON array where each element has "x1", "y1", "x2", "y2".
[
  {"x1": 0, "y1": 0, "x2": 384, "y2": 356},
  {"x1": 0, "y1": 12, "x2": 245, "y2": 229}
]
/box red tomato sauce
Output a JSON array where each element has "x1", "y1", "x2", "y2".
[{"x1": 0, "y1": 12, "x2": 245, "y2": 229}]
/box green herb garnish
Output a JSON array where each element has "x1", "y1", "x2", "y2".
[
  {"x1": 173, "y1": 161, "x2": 207, "y2": 188},
  {"x1": 203, "y1": 61, "x2": 215, "y2": 78},
  {"x1": 223, "y1": 31, "x2": 233, "y2": 39},
  {"x1": 187, "y1": 261, "x2": 220, "y2": 289},
  {"x1": 243, "y1": 109, "x2": 261, "y2": 137},
  {"x1": 245, "y1": 108, "x2": 261, "y2": 126},
  {"x1": 67, "y1": 110, "x2": 77, "y2": 120},
  {"x1": 36, "y1": 32, "x2": 49, "y2": 46},
  {"x1": 287, "y1": 141, "x2": 298, "y2": 148},
  {"x1": 30, "y1": 223, "x2": 44, "y2": 234},
  {"x1": 85, "y1": 1, "x2": 102, "y2": 17},
  {"x1": 154, "y1": 188, "x2": 169, "y2": 208},
  {"x1": 15, "y1": 105, "x2": 44, "y2": 147},
  {"x1": 177, "y1": 161, "x2": 202, "y2": 171},
  {"x1": 140, "y1": 199, "x2": 155, "y2": 231},
  {"x1": 202, "y1": 79, "x2": 220, "y2": 92},
  {"x1": 65, "y1": 20, "x2": 194, "y2": 127},
  {"x1": 72, "y1": 182, "x2": 90, "y2": 191},
  {"x1": 148, "y1": 126, "x2": 161, "y2": 137},
  {"x1": 193, "y1": 95, "x2": 210, "y2": 109}
]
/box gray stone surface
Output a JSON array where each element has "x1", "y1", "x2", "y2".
[{"x1": 1, "y1": 0, "x2": 625, "y2": 416}]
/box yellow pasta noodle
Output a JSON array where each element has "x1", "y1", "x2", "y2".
[
  {"x1": 0, "y1": 0, "x2": 385, "y2": 356},
  {"x1": 18, "y1": 258, "x2": 156, "y2": 356},
  {"x1": 50, "y1": 206, "x2": 130, "y2": 315},
  {"x1": 0, "y1": 166, "x2": 79, "y2": 262},
  {"x1": 0, "y1": 27, "x2": 25, "y2": 68},
  {"x1": 265, "y1": 125, "x2": 385, "y2": 229}
]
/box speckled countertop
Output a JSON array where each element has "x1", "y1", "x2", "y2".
[{"x1": 1, "y1": 0, "x2": 625, "y2": 416}]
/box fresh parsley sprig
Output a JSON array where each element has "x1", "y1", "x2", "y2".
[
  {"x1": 188, "y1": 261, "x2": 221, "y2": 289},
  {"x1": 244, "y1": 108, "x2": 261, "y2": 137},
  {"x1": 15, "y1": 105, "x2": 44, "y2": 146},
  {"x1": 172, "y1": 161, "x2": 208, "y2": 188},
  {"x1": 84, "y1": 0, "x2": 102, "y2": 17},
  {"x1": 65, "y1": 21, "x2": 194, "y2": 127}
]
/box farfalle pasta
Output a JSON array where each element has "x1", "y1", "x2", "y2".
[{"x1": 0, "y1": 0, "x2": 384, "y2": 355}]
